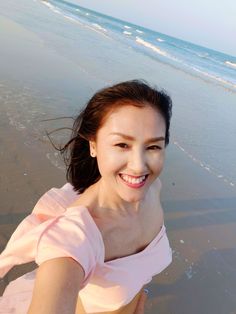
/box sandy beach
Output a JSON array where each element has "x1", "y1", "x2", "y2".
[{"x1": 0, "y1": 1, "x2": 236, "y2": 313}]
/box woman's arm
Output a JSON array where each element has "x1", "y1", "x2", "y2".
[
  {"x1": 27, "y1": 257, "x2": 85, "y2": 314},
  {"x1": 133, "y1": 289, "x2": 148, "y2": 314}
]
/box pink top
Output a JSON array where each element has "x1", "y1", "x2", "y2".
[{"x1": 0, "y1": 183, "x2": 172, "y2": 313}]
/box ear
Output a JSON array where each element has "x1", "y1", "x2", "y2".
[{"x1": 89, "y1": 141, "x2": 97, "y2": 158}]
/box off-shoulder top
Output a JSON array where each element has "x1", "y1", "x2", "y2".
[{"x1": 0, "y1": 183, "x2": 172, "y2": 313}]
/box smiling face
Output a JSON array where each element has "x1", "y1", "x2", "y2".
[{"x1": 89, "y1": 103, "x2": 166, "y2": 207}]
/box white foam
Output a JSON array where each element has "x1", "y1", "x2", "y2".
[
  {"x1": 123, "y1": 31, "x2": 132, "y2": 35},
  {"x1": 157, "y1": 38, "x2": 164, "y2": 42},
  {"x1": 6, "y1": 112, "x2": 26, "y2": 131},
  {"x1": 46, "y1": 152, "x2": 65, "y2": 171},
  {"x1": 135, "y1": 36, "x2": 168, "y2": 57},
  {"x1": 225, "y1": 61, "x2": 236, "y2": 69},
  {"x1": 41, "y1": 1, "x2": 62, "y2": 14},
  {"x1": 41, "y1": 1, "x2": 80, "y2": 24},
  {"x1": 41, "y1": 0, "x2": 111, "y2": 39},
  {"x1": 191, "y1": 66, "x2": 236, "y2": 90},
  {"x1": 41, "y1": 1, "x2": 55, "y2": 10},
  {"x1": 43, "y1": 0, "x2": 93, "y2": 28},
  {"x1": 135, "y1": 38, "x2": 235, "y2": 90},
  {"x1": 63, "y1": 14, "x2": 83, "y2": 26},
  {"x1": 124, "y1": 25, "x2": 131, "y2": 29},
  {"x1": 136, "y1": 29, "x2": 143, "y2": 34},
  {"x1": 196, "y1": 52, "x2": 209, "y2": 58},
  {"x1": 174, "y1": 140, "x2": 236, "y2": 189},
  {"x1": 92, "y1": 23, "x2": 107, "y2": 32}
]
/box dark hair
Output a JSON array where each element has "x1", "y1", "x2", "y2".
[{"x1": 59, "y1": 80, "x2": 172, "y2": 194}]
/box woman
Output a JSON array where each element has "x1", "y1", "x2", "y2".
[{"x1": 0, "y1": 80, "x2": 172, "y2": 313}]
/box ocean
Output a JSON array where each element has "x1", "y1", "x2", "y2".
[
  {"x1": 39, "y1": 0, "x2": 236, "y2": 189},
  {"x1": 41, "y1": 0, "x2": 236, "y2": 92},
  {"x1": 0, "y1": 0, "x2": 235, "y2": 188}
]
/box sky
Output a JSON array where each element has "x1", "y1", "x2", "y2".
[{"x1": 70, "y1": 0, "x2": 236, "y2": 57}]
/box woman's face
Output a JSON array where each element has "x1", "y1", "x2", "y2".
[{"x1": 89, "y1": 103, "x2": 166, "y2": 205}]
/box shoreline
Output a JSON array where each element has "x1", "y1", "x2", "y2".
[{"x1": 0, "y1": 3, "x2": 236, "y2": 313}]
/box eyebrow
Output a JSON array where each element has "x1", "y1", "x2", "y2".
[{"x1": 109, "y1": 132, "x2": 165, "y2": 143}]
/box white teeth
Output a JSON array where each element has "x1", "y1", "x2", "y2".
[{"x1": 121, "y1": 174, "x2": 146, "y2": 184}]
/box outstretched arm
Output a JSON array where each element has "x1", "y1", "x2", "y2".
[
  {"x1": 27, "y1": 257, "x2": 84, "y2": 314},
  {"x1": 133, "y1": 288, "x2": 148, "y2": 314}
]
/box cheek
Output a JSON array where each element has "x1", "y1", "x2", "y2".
[
  {"x1": 151, "y1": 152, "x2": 165, "y2": 172},
  {"x1": 96, "y1": 149, "x2": 124, "y2": 175}
]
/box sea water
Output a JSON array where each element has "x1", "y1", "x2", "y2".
[
  {"x1": 41, "y1": 0, "x2": 236, "y2": 92},
  {"x1": 39, "y1": 0, "x2": 236, "y2": 187},
  {"x1": 0, "y1": 0, "x2": 236, "y2": 187}
]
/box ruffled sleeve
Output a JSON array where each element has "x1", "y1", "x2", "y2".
[
  {"x1": 35, "y1": 208, "x2": 100, "y2": 285},
  {"x1": 0, "y1": 206, "x2": 103, "y2": 287}
]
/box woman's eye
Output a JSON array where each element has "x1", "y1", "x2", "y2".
[
  {"x1": 115, "y1": 143, "x2": 129, "y2": 149},
  {"x1": 148, "y1": 145, "x2": 162, "y2": 150}
]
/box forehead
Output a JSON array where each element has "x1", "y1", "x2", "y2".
[{"x1": 97, "y1": 104, "x2": 166, "y2": 137}]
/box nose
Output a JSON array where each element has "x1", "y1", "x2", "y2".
[{"x1": 128, "y1": 148, "x2": 147, "y2": 175}]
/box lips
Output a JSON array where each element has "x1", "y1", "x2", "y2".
[{"x1": 119, "y1": 174, "x2": 148, "y2": 188}]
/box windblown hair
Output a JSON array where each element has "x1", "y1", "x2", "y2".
[{"x1": 58, "y1": 80, "x2": 172, "y2": 194}]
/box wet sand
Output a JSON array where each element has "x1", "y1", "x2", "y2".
[
  {"x1": 0, "y1": 2, "x2": 236, "y2": 313},
  {"x1": 0, "y1": 81, "x2": 66, "y2": 292}
]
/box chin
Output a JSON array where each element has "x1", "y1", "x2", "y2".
[{"x1": 120, "y1": 191, "x2": 147, "y2": 203}]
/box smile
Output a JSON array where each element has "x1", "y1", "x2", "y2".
[{"x1": 119, "y1": 174, "x2": 148, "y2": 188}]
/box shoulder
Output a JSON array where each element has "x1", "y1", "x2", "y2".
[{"x1": 35, "y1": 207, "x2": 103, "y2": 281}]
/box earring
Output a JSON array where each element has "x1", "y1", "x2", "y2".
[{"x1": 91, "y1": 152, "x2": 95, "y2": 157}]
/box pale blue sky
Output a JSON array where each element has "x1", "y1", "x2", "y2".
[{"x1": 71, "y1": 0, "x2": 236, "y2": 57}]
